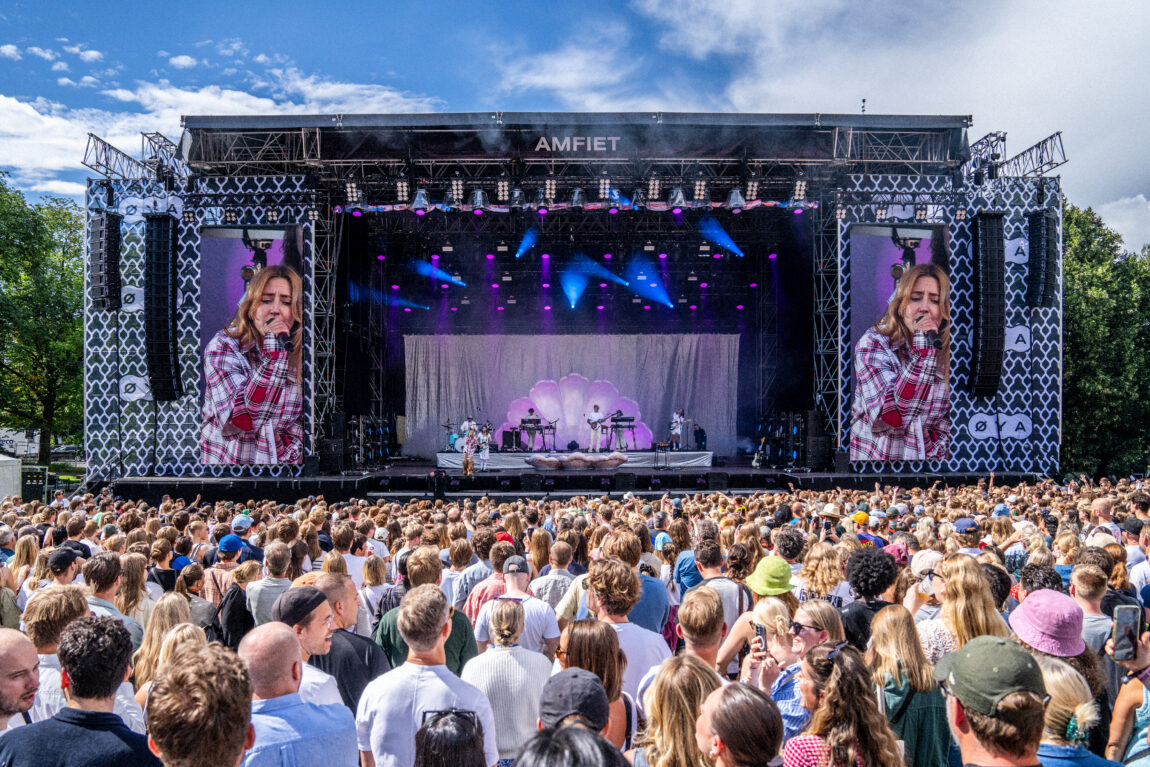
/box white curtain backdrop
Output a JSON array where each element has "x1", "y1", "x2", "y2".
[{"x1": 403, "y1": 334, "x2": 739, "y2": 457}]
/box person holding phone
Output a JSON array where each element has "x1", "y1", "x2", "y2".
[
  {"x1": 201, "y1": 264, "x2": 303, "y2": 464},
  {"x1": 849, "y1": 263, "x2": 951, "y2": 461}
]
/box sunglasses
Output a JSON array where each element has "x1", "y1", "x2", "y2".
[
  {"x1": 826, "y1": 641, "x2": 849, "y2": 661},
  {"x1": 789, "y1": 621, "x2": 820, "y2": 635},
  {"x1": 922, "y1": 569, "x2": 942, "y2": 581},
  {"x1": 421, "y1": 708, "x2": 478, "y2": 728}
]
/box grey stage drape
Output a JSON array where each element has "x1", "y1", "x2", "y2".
[{"x1": 403, "y1": 334, "x2": 739, "y2": 458}]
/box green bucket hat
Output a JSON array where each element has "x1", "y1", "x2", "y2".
[
  {"x1": 745, "y1": 556, "x2": 795, "y2": 597},
  {"x1": 933, "y1": 635, "x2": 1047, "y2": 716}
]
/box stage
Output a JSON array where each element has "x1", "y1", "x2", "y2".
[{"x1": 434, "y1": 450, "x2": 713, "y2": 470}]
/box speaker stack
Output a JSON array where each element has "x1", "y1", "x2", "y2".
[
  {"x1": 89, "y1": 211, "x2": 122, "y2": 310},
  {"x1": 1026, "y1": 211, "x2": 1058, "y2": 309},
  {"x1": 971, "y1": 212, "x2": 1006, "y2": 398},
  {"x1": 143, "y1": 215, "x2": 183, "y2": 401}
]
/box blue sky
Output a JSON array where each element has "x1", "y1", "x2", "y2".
[{"x1": 2, "y1": 0, "x2": 1148, "y2": 249}]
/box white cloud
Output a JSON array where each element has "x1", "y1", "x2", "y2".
[
  {"x1": 56, "y1": 77, "x2": 77, "y2": 87},
  {"x1": 216, "y1": 38, "x2": 247, "y2": 57},
  {"x1": 28, "y1": 179, "x2": 87, "y2": 196},
  {"x1": 1097, "y1": 195, "x2": 1150, "y2": 252},
  {"x1": 0, "y1": 44, "x2": 20, "y2": 60},
  {"x1": 26, "y1": 46, "x2": 56, "y2": 61},
  {"x1": 253, "y1": 53, "x2": 270, "y2": 65},
  {"x1": 79, "y1": 75, "x2": 98, "y2": 87},
  {"x1": 156, "y1": 50, "x2": 168, "y2": 58},
  {"x1": 78, "y1": 50, "x2": 103, "y2": 63},
  {"x1": 168, "y1": 55, "x2": 197, "y2": 69},
  {"x1": 51, "y1": 61, "x2": 68, "y2": 72}
]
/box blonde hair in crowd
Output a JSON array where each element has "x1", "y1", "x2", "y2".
[
  {"x1": 1036, "y1": 655, "x2": 1099, "y2": 746},
  {"x1": 797, "y1": 542, "x2": 844, "y2": 602},
  {"x1": 639, "y1": 654, "x2": 721, "y2": 767},
  {"x1": 868, "y1": 605, "x2": 936, "y2": 693},
  {"x1": 939, "y1": 553, "x2": 1009, "y2": 647}
]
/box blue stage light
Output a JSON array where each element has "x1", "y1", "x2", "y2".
[
  {"x1": 623, "y1": 256, "x2": 673, "y2": 308},
  {"x1": 515, "y1": 226, "x2": 539, "y2": 259},
  {"x1": 411, "y1": 260, "x2": 466, "y2": 287},
  {"x1": 560, "y1": 270, "x2": 589, "y2": 309},
  {"x1": 698, "y1": 217, "x2": 745, "y2": 257}
]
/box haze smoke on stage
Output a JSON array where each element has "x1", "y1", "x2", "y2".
[
  {"x1": 349, "y1": 281, "x2": 429, "y2": 311},
  {"x1": 571, "y1": 252, "x2": 628, "y2": 286},
  {"x1": 515, "y1": 226, "x2": 539, "y2": 259},
  {"x1": 697, "y1": 217, "x2": 745, "y2": 257},
  {"x1": 412, "y1": 259, "x2": 466, "y2": 287},
  {"x1": 623, "y1": 256, "x2": 673, "y2": 308}
]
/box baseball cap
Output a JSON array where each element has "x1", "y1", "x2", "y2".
[
  {"x1": 654, "y1": 531, "x2": 672, "y2": 552},
  {"x1": 231, "y1": 515, "x2": 253, "y2": 532},
  {"x1": 884, "y1": 543, "x2": 909, "y2": 566},
  {"x1": 954, "y1": 518, "x2": 979, "y2": 534},
  {"x1": 910, "y1": 550, "x2": 944, "y2": 595},
  {"x1": 271, "y1": 586, "x2": 328, "y2": 627},
  {"x1": 1008, "y1": 589, "x2": 1085, "y2": 657},
  {"x1": 494, "y1": 531, "x2": 514, "y2": 545},
  {"x1": 933, "y1": 636, "x2": 1047, "y2": 716},
  {"x1": 502, "y1": 555, "x2": 530, "y2": 575},
  {"x1": 745, "y1": 556, "x2": 796, "y2": 597},
  {"x1": 1121, "y1": 518, "x2": 1144, "y2": 537},
  {"x1": 850, "y1": 511, "x2": 869, "y2": 526},
  {"x1": 217, "y1": 534, "x2": 245, "y2": 553},
  {"x1": 48, "y1": 548, "x2": 77, "y2": 574},
  {"x1": 538, "y1": 668, "x2": 610, "y2": 731}
]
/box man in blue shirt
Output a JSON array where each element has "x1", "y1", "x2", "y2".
[
  {"x1": 237, "y1": 622, "x2": 357, "y2": 767},
  {"x1": 574, "y1": 530, "x2": 668, "y2": 633}
]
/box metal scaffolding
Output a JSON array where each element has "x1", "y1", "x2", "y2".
[
  {"x1": 82, "y1": 134, "x2": 147, "y2": 180},
  {"x1": 311, "y1": 200, "x2": 340, "y2": 441},
  {"x1": 811, "y1": 198, "x2": 842, "y2": 447}
]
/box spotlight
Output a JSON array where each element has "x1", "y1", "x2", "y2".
[
  {"x1": 240, "y1": 264, "x2": 257, "y2": 281},
  {"x1": 955, "y1": 207, "x2": 967, "y2": 221},
  {"x1": 875, "y1": 203, "x2": 888, "y2": 220},
  {"x1": 307, "y1": 208, "x2": 320, "y2": 222},
  {"x1": 496, "y1": 176, "x2": 510, "y2": 202},
  {"x1": 396, "y1": 178, "x2": 409, "y2": 202},
  {"x1": 451, "y1": 174, "x2": 464, "y2": 202},
  {"x1": 345, "y1": 181, "x2": 359, "y2": 203},
  {"x1": 792, "y1": 179, "x2": 807, "y2": 202},
  {"x1": 223, "y1": 209, "x2": 238, "y2": 224},
  {"x1": 694, "y1": 177, "x2": 707, "y2": 201},
  {"x1": 544, "y1": 174, "x2": 557, "y2": 200},
  {"x1": 667, "y1": 187, "x2": 686, "y2": 214},
  {"x1": 599, "y1": 174, "x2": 611, "y2": 199},
  {"x1": 470, "y1": 189, "x2": 489, "y2": 215},
  {"x1": 509, "y1": 188, "x2": 527, "y2": 208},
  {"x1": 726, "y1": 188, "x2": 746, "y2": 214},
  {"x1": 914, "y1": 205, "x2": 928, "y2": 221},
  {"x1": 647, "y1": 176, "x2": 661, "y2": 199},
  {"x1": 266, "y1": 208, "x2": 280, "y2": 223},
  {"x1": 835, "y1": 205, "x2": 847, "y2": 220},
  {"x1": 181, "y1": 209, "x2": 195, "y2": 224},
  {"x1": 746, "y1": 179, "x2": 759, "y2": 199},
  {"x1": 412, "y1": 188, "x2": 431, "y2": 216},
  {"x1": 534, "y1": 188, "x2": 548, "y2": 215},
  {"x1": 570, "y1": 188, "x2": 586, "y2": 209},
  {"x1": 630, "y1": 188, "x2": 646, "y2": 210}
]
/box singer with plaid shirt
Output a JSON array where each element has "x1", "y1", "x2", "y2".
[
  {"x1": 850, "y1": 263, "x2": 951, "y2": 461},
  {"x1": 201, "y1": 265, "x2": 303, "y2": 464}
]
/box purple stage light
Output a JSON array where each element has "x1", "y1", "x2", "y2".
[
  {"x1": 596, "y1": 305, "x2": 604, "y2": 311},
  {"x1": 603, "y1": 253, "x2": 612, "y2": 259},
  {"x1": 700, "y1": 282, "x2": 708, "y2": 288},
  {"x1": 736, "y1": 304, "x2": 744, "y2": 310},
  {"x1": 713, "y1": 253, "x2": 722, "y2": 259},
  {"x1": 473, "y1": 209, "x2": 484, "y2": 216},
  {"x1": 403, "y1": 307, "x2": 411, "y2": 312},
  {"x1": 649, "y1": 282, "x2": 657, "y2": 287},
  {"x1": 599, "y1": 282, "x2": 607, "y2": 288},
  {"x1": 768, "y1": 252, "x2": 777, "y2": 259},
  {"x1": 542, "y1": 282, "x2": 550, "y2": 288},
  {"x1": 391, "y1": 284, "x2": 399, "y2": 290},
  {"x1": 486, "y1": 253, "x2": 494, "y2": 260},
  {"x1": 497, "y1": 306, "x2": 504, "y2": 311},
  {"x1": 672, "y1": 206, "x2": 682, "y2": 215},
  {"x1": 376, "y1": 255, "x2": 385, "y2": 261},
  {"x1": 538, "y1": 207, "x2": 548, "y2": 216},
  {"x1": 351, "y1": 210, "x2": 362, "y2": 217},
  {"x1": 658, "y1": 252, "x2": 667, "y2": 259},
  {"x1": 450, "y1": 307, "x2": 458, "y2": 311},
  {"x1": 749, "y1": 282, "x2": 758, "y2": 287},
  {"x1": 643, "y1": 305, "x2": 650, "y2": 310},
  {"x1": 415, "y1": 209, "x2": 426, "y2": 217},
  {"x1": 793, "y1": 208, "x2": 803, "y2": 215},
  {"x1": 541, "y1": 252, "x2": 550, "y2": 259},
  {"x1": 689, "y1": 304, "x2": 697, "y2": 310},
  {"x1": 441, "y1": 284, "x2": 449, "y2": 289},
  {"x1": 491, "y1": 283, "x2": 499, "y2": 289},
  {"x1": 544, "y1": 305, "x2": 551, "y2": 311},
  {"x1": 608, "y1": 206, "x2": 618, "y2": 214}
]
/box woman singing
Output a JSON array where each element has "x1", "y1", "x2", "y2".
[
  {"x1": 849, "y1": 263, "x2": 950, "y2": 461},
  {"x1": 201, "y1": 264, "x2": 303, "y2": 464}
]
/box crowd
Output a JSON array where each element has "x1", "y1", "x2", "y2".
[{"x1": 0, "y1": 475, "x2": 1149, "y2": 767}]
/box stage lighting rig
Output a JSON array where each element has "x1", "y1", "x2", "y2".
[
  {"x1": 345, "y1": 181, "x2": 360, "y2": 203},
  {"x1": 396, "y1": 178, "x2": 409, "y2": 202},
  {"x1": 875, "y1": 203, "x2": 888, "y2": 220},
  {"x1": 509, "y1": 187, "x2": 527, "y2": 209},
  {"x1": 544, "y1": 175, "x2": 557, "y2": 201},
  {"x1": 726, "y1": 188, "x2": 746, "y2": 214},
  {"x1": 181, "y1": 209, "x2": 195, "y2": 224},
  {"x1": 266, "y1": 208, "x2": 280, "y2": 223},
  {"x1": 497, "y1": 175, "x2": 510, "y2": 202},
  {"x1": 307, "y1": 208, "x2": 320, "y2": 222},
  {"x1": 792, "y1": 179, "x2": 807, "y2": 202},
  {"x1": 647, "y1": 176, "x2": 661, "y2": 199},
  {"x1": 955, "y1": 207, "x2": 967, "y2": 221},
  {"x1": 570, "y1": 188, "x2": 586, "y2": 210},
  {"x1": 693, "y1": 177, "x2": 707, "y2": 201},
  {"x1": 451, "y1": 174, "x2": 464, "y2": 202},
  {"x1": 599, "y1": 174, "x2": 611, "y2": 199},
  {"x1": 223, "y1": 209, "x2": 238, "y2": 224},
  {"x1": 412, "y1": 188, "x2": 431, "y2": 216},
  {"x1": 533, "y1": 188, "x2": 548, "y2": 215},
  {"x1": 667, "y1": 187, "x2": 686, "y2": 214},
  {"x1": 914, "y1": 205, "x2": 928, "y2": 221}
]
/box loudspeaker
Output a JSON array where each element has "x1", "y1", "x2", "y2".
[
  {"x1": 971, "y1": 212, "x2": 1006, "y2": 397},
  {"x1": 521, "y1": 474, "x2": 543, "y2": 492},
  {"x1": 710, "y1": 473, "x2": 729, "y2": 491},
  {"x1": 501, "y1": 430, "x2": 523, "y2": 450},
  {"x1": 1026, "y1": 211, "x2": 1058, "y2": 309},
  {"x1": 89, "y1": 211, "x2": 122, "y2": 310},
  {"x1": 143, "y1": 215, "x2": 183, "y2": 401},
  {"x1": 616, "y1": 473, "x2": 636, "y2": 492},
  {"x1": 318, "y1": 438, "x2": 345, "y2": 473}
]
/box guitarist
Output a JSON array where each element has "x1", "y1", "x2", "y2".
[{"x1": 585, "y1": 404, "x2": 604, "y2": 452}]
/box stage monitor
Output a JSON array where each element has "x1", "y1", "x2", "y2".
[
  {"x1": 197, "y1": 226, "x2": 306, "y2": 466},
  {"x1": 846, "y1": 224, "x2": 952, "y2": 463}
]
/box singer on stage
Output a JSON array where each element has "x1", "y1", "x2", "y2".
[
  {"x1": 850, "y1": 263, "x2": 950, "y2": 461},
  {"x1": 201, "y1": 264, "x2": 303, "y2": 464}
]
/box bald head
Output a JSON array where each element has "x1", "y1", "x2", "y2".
[
  {"x1": 1092, "y1": 497, "x2": 1113, "y2": 520},
  {"x1": 0, "y1": 629, "x2": 39, "y2": 720},
  {"x1": 237, "y1": 622, "x2": 302, "y2": 700}
]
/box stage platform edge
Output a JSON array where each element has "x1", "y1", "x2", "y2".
[{"x1": 434, "y1": 451, "x2": 712, "y2": 470}]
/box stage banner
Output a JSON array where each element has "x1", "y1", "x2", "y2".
[{"x1": 404, "y1": 334, "x2": 739, "y2": 458}]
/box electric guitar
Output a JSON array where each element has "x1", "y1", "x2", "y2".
[{"x1": 752, "y1": 437, "x2": 766, "y2": 469}]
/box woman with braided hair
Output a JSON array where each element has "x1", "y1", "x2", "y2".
[{"x1": 461, "y1": 598, "x2": 553, "y2": 767}]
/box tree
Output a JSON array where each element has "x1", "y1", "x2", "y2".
[
  {"x1": 0, "y1": 173, "x2": 84, "y2": 464},
  {"x1": 1061, "y1": 203, "x2": 1150, "y2": 477}
]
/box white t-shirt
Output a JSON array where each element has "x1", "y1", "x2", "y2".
[
  {"x1": 356, "y1": 663, "x2": 499, "y2": 767},
  {"x1": 343, "y1": 553, "x2": 368, "y2": 589},
  {"x1": 611, "y1": 621, "x2": 672, "y2": 702},
  {"x1": 791, "y1": 576, "x2": 855, "y2": 608},
  {"x1": 300, "y1": 662, "x2": 342, "y2": 707},
  {"x1": 1132, "y1": 559, "x2": 1150, "y2": 602},
  {"x1": 474, "y1": 594, "x2": 560, "y2": 654}
]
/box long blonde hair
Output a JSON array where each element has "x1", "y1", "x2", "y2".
[
  {"x1": 752, "y1": 596, "x2": 793, "y2": 638},
  {"x1": 115, "y1": 553, "x2": 150, "y2": 619},
  {"x1": 797, "y1": 542, "x2": 845, "y2": 601},
  {"x1": 639, "y1": 654, "x2": 721, "y2": 767},
  {"x1": 224, "y1": 263, "x2": 303, "y2": 378},
  {"x1": 868, "y1": 605, "x2": 935, "y2": 693},
  {"x1": 132, "y1": 593, "x2": 192, "y2": 688},
  {"x1": 1036, "y1": 655, "x2": 1098, "y2": 747},
  {"x1": 939, "y1": 553, "x2": 1009, "y2": 647},
  {"x1": 874, "y1": 262, "x2": 951, "y2": 376}
]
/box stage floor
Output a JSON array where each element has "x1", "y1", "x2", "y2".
[{"x1": 434, "y1": 450, "x2": 713, "y2": 470}]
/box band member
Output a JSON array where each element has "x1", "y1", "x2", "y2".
[
  {"x1": 460, "y1": 414, "x2": 478, "y2": 435},
  {"x1": 850, "y1": 262, "x2": 951, "y2": 461},
  {"x1": 462, "y1": 428, "x2": 478, "y2": 476},
  {"x1": 670, "y1": 409, "x2": 686, "y2": 451},
  {"x1": 525, "y1": 407, "x2": 538, "y2": 451},
  {"x1": 693, "y1": 423, "x2": 707, "y2": 451},
  {"x1": 585, "y1": 404, "x2": 604, "y2": 452},
  {"x1": 201, "y1": 264, "x2": 303, "y2": 464},
  {"x1": 478, "y1": 425, "x2": 491, "y2": 471}
]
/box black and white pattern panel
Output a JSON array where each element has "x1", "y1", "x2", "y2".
[
  {"x1": 84, "y1": 176, "x2": 314, "y2": 480},
  {"x1": 837, "y1": 174, "x2": 1062, "y2": 475}
]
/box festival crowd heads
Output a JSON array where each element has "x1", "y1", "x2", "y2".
[{"x1": 2, "y1": 477, "x2": 1150, "y2": 766}]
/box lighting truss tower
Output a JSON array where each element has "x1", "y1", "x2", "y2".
[{"x1": 811, "y1": 194, "x2": 842, "y2": 447}]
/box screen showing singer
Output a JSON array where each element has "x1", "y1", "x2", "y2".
[
  {"x1": 201, "y1": 264, "x2": 303, "y2": 464},
  {"x1": 850, "y1": 261, "x2": 951, "y2": 461}
]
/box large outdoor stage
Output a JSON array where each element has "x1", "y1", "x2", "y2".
[
  {"x1": 434, "y1": 451, "x2": 714, "y2": 470},
  {"x1": 80, "y1": 111, "x2": 1067, "y2": 494}
]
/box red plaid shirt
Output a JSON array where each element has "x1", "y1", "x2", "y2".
[
  {"x1": 201, "y1": 331, "x2": 303, "y2": 465},
  {"x1": 849, "y1": 328, "x2": 949, "y2": 461}
]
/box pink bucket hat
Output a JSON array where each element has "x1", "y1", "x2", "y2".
[{"x1": 1008, "y1": 588, "x2": 1085, "y2": 657}]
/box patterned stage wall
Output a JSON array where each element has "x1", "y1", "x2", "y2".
[
  {"x1": 84, "y1": 176, "x2": 314, "y2": 480},
  {"x1": 839, "y1": 174, "x2": 1063, "y2": 475}
]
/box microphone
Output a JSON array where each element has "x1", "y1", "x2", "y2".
[
  {"x1": 269, "y1": 321, "x2": 298, "y2": 353},
  {"x1": 924, "y1": 331, "x2": 942, "y2": 350}
]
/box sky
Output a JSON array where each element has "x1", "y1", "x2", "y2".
[{"x1": 1, "y1": 0, "x2": 1148, "y2": 250}]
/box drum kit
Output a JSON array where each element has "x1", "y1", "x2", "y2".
[{"x1": 441, "y1": 420, "x2": 493, "y2": 452}]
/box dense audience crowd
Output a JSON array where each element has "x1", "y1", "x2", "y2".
[{"x1": 0, "y1": 475, "x2": 1149, "y2": 767}]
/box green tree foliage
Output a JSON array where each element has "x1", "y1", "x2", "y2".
[
  {"x1": 0, "y1": 173, "x2": 84, "y2": 464},
  {"x1": 1061, "y1": 203, "x2": 1150, "y2": 477}
]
